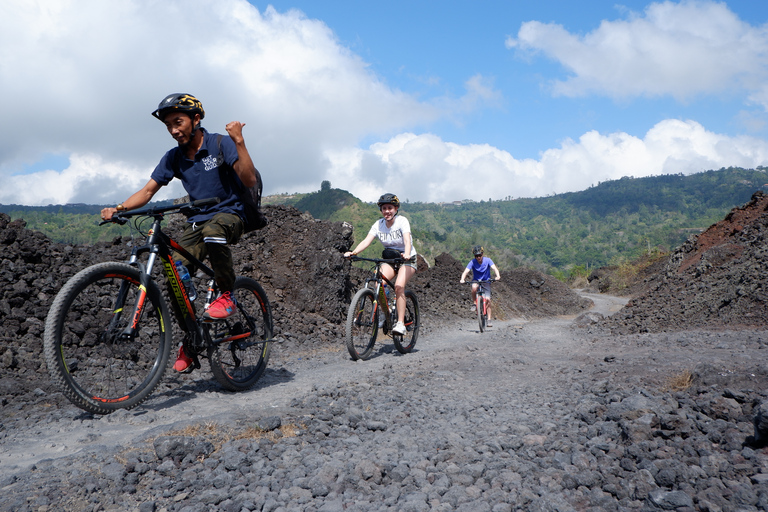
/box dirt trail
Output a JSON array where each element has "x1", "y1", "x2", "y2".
[
  {"x1": 14, "y1": 291, "x2": 767, "y2": 479},
  {"x1": 0, "y1": 292, "x2": 628, "y2": 473}
]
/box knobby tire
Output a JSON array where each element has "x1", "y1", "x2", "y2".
[
  {"x1": 43, "y1": 262, "x2": 172, "y2": 415},
  {"x1": 208, "y1": 276, "x2": 273, "y2": 391},
  {"x1": 345, "y1": 288, "x2": 378, "y2": 360},
  {"x1": 393, "y1": 290, "x2": 419, "y2": 354},
  {"x1": 477, "y1": 295, "x2": 485, "y2": 333}
]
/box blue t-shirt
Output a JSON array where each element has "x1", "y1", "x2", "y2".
[
  {"x1": 466, "y1": 256, "x2": 495, "y2": 281},
  {"x1": 151, "y1": 128, "x2": 245, "y2": 224}
]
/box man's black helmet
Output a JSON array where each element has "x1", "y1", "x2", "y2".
[
  {"x1": 152, "y1": 93, "x2": 205, "y2": 121},
  {"x1": 473, "y1": 245, "x2": 484, "y2": 256},
  {"x1": 377, "y1": 193, "x2": 400, "y2": 208}
]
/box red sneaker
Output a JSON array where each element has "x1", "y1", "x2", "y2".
[
  {"x1": 204, "y1": 291, "x2": 237, "y2": 320},
  {"x1": 173, "y1": 346, "x2": 194, "y2": 373}
]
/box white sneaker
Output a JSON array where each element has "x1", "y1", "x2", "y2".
[{"x1": 392, "y1": 321, "x2": 406, "y2": 335}]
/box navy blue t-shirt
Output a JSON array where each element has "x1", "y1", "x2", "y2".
[{"x1": 151, "y1": 127, "x2": 245, "y2": 224}]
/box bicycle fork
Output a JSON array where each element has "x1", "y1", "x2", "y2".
[
  {"x1": 111, "y1": 254, "x2": 156, "y2": 342},
  {"x1": 376, "y1": 282, "x2": 397, "y2": 333},
  {"x1": 480, "y1": 294, "x2": 489, "y2": 317}
]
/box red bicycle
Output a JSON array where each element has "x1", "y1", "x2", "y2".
[{"x1": 466, "y1": 279, "x2": 496, "y2": 333}]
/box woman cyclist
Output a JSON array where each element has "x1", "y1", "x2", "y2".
[{"x1": 344, "y1": 193, "x2": 417, "y2": 335}]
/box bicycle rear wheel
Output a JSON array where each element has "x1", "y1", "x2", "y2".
[
  {"x1": 393, "y1": 290, "x2": 419, "y2": 354},
  {"x1": 208, "y1": 276, "x2": 273, "y2": 391},
  {"x1": 477, "y1": 295, "x2": 485, "y2": 333},
  {"x1": 345, "y1": 288, "x2": 378, "y2": 360},
  {"x1": 43, "y1": 262, "x2": 172, "y2": 414}
]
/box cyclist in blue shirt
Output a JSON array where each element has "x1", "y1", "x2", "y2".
[
  {"x1": 460, "y1": 245, "x2": 501, "y2": 326},
  {"x1": 100, "y1": 93, "x2": 259, "y2": 372}
]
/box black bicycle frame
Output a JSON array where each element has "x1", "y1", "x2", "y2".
[
  {"x1": 112, "y1": 214, "x2": 215, "y2": 344},
  {"x1": 103, "y1": 196, "x2": 261, "y2": 353},
  {"x1": 354, "y1": 256, "x2": 402, "y2": 327}
]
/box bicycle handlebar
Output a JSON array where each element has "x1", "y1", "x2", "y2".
[
  {"x1": 349, "y1": 255, "x2": 404, "y2": 265},
  {"x1": 463, "y1": 279, "x2": 498, "y2": 284},
  {"x1": 101, "y1": 197, "x2": 221, "y2": 225}
]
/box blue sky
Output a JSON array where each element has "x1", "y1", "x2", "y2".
[
  {"x1": 261, "y1": 0, "x2": 767, "y2": 152},
  {"x1": 2, "y1": 0, "x2": 768, "y2": 205}
]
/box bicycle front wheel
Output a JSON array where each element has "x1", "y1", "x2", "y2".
[
  {"x1": 345, "y1": 288, "x2": 378, "y2": 360},
  {"x1": 43, "y1": 262, "x2": 172, "y2": 414},
  {"x1": 477, "y1": 295, "x2": 485, "y2": 333},
  {"x1": 208, "y1": 276, "x2": 273, "y2": 391},
  {"x1": 393, "y1": 290, "x2": 420, "y2": 354}
]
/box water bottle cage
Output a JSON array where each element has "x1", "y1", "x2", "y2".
[{"x1": 175, "y1": 262, "x2": 197, "y2": 301}]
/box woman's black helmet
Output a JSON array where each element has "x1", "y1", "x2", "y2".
[
  {"x1": 473, "y1": 245, "x2": 484, "y2": 256},
  {"x1": 152, "y1": 93, "x2": 205, "y2": 121},
  {"x1": 377, "y1": 193, "x2": 400, "y2": 208}
]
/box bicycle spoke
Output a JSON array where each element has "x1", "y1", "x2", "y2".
[
  {"x1": 345, "y1": 288, "x2": 378, "y2": 360},
  {"x1": 44, "y1": 263, "x2": 171, "y2": 414},
  {"x1": 393, "y1": 290, "x2": 419, "y2": 354},
  {"x1": 208, "y1": 277, "x2": 272, "y2": 391}
]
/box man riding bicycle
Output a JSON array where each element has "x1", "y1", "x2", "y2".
[
  {"x1": 460, "y1": 245, "x2": 501, "y2": 326},
  {"x1": 100, "y1": 93, "x2": 259, "y2": 372}
]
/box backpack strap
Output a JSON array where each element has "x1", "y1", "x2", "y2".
[{"x1": 171, "y1": 147, "x2": 182, "y2": 179}]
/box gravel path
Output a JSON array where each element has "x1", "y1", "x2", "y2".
[{"x1": 3, "y1": 293, "x2": 768, "y2": 511}]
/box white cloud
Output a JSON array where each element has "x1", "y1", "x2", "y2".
[
  {"x1": 0, "y1": 153, "x2": 186, "y2": 206},
  {"x1": 3, "y1": 0, "x2": 768, "y2": 208},
  {"x1": 324, "y1": 119, "x2": 768, "y2": 203},
  {"x1": 506, "y1": 1, "x2": 768, "y2": 105},
  {"x1": 0, "y1": 0, "x2": 440, "y2": 205}
]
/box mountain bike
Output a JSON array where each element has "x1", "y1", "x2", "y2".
[
  {"x1": 466, "y1": 279, "x2": 496, "y2": 333},
  {"x1": 43, "y1": 198, "x2": 273, "y2": 415},
  {"x1": 345, "y1": 255, "x2": 419, "y2": 360}
]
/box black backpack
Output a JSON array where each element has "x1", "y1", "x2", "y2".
[
  {"x1": 237, "y1": 165, "x2": 268, "y2": 232},
  {"x1": 173, "y1": 134, "x2": 268, "y2": 232}
]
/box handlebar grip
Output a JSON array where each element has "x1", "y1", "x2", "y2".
[{"x1": 100, "y1": 216, "x2": 128, "y2": 226}]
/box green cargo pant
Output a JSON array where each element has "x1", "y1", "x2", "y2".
[{"x1": 174, "y1": 212, "x2": 243, "y2": 293}]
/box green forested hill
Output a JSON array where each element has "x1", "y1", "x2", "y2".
[
  {"x1": 324, "y1": 167, "x2": 768, "y2": 275},
  {"x1": 3, "y1": 167, "x2": 766, "y2": 276}
]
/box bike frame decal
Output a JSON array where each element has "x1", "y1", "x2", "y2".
[
  {"x1": 105, "y1": 273, "x2": 139, "y2": 284},
  {"x1": 129, "y1": 284, "x2": 148, "y2": 330},
  {"x1": 60, "y1": 346, "x2": 69, "y2": 373},
  {"x1": 212, "y1": 331, "x2": 252, "y2": 345},
  {"x1": 157, "y1": 311, "x2": 165, "y2": 333},
  {"x1": 93, "y1": 394, "x2": 131, "y2": 403},
  {"x1": 168, "y1": 238, "x2": 184, "y2": 252},
  {"x1": 162, "y1": 257, "x2": 193, "y2": 319}
]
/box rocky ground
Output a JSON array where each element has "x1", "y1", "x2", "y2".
[
  {"x1": 589, "y1": 191, "x2": 768, "y2": 335},
  {"x1": 1, "y1": 197, "x2": 768, "y2": 511},
  {"x1": 0, "y1": 204, "x2": 592, "y2": 413}
]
